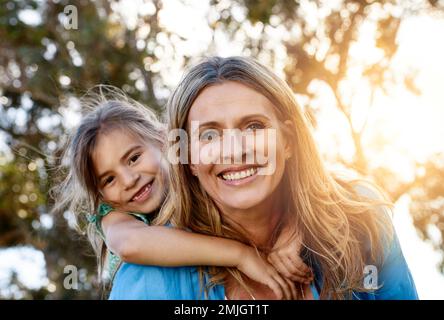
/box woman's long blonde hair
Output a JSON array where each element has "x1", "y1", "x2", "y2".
[
  {"x1": 155, "y1": 56, "x2": 394, "y2": 299},
  {"x1": 51, "y1": 85, "x2": 166, "y2": 284}
]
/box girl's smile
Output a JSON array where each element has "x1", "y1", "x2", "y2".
[{"x1": 129, "y1": 180, "x2": 154, "y2": 203}]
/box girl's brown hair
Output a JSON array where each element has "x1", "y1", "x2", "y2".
[{"x1": 51, "y1": 85, "x2": 165, "y2": 283}]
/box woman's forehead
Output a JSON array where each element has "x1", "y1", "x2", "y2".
[{"x1": 187, "y1": 81, "x2": 278, "y2": 124}]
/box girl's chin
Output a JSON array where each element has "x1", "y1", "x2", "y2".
[
  {"x1": 127, "y1": 188, "x2": 164, "y2": 213},
  {"x1": 134, "y1": 202, "x2": 160, "y2": 214},
  {"x1": 124, "y1": 199, "x2": 158, "y2": 214}
]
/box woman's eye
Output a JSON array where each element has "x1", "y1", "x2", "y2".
[
  {"x1": 200, "y1": 129, "x2": 220, "y2": 142},
  {"x1": 129, "y1": 153, "x2": 141, "y2": 165},
  {"x1": 246, "y1": 122, "x2": 265, "y2": 131}
]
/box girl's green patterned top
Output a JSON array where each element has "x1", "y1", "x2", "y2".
[{"x1": 89, "y1": 203, "x2": 151, "y2": 281}]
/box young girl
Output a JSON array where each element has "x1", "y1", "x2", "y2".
[{"x1": 52, "y1": 86, "x2": 312, "y2": 299}]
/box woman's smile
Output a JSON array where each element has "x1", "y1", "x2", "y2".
[{"x1": 217, "y1": 165, "x2": 262, "y2": 186}]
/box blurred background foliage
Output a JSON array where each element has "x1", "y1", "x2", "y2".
[{"x1": 0, "y1": 0, "x2": 443, "y2": 299}]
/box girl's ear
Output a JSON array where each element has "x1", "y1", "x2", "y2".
[{"x1": 282, "y1": 120, "x2": 294, "y2": 160}]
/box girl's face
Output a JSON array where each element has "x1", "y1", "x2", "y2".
[
  {"x1": 92, "y1": 128, "x2": 166, "y2": 214},
  {"x1": 187, "y1": 81, "x2": 292, "y2": 213}
]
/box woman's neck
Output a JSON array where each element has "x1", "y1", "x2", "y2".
[{"x1": 220, "y1": 189, "x2": 283, "y2": 247}]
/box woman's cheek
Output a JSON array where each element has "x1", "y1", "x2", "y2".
[
  {"x1": 254, "y1": 129, "x2": 278, "y2": 176},
  {"x1": 199, "y1": 141, "x2": 222, "y2": 165}
]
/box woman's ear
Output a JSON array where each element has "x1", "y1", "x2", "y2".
[{"x1": 282, "y1": 120, "x2": 294, "y2": 160}]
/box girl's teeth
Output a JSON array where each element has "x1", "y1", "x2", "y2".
[
  {"x1": 133, "y1": 185, "x2": 149, "y2": 201},
  {"x1": 222, "y1": 168, "x2": 257, "y2": 181}
]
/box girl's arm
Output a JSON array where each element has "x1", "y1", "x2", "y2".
[
  {"x1": 102, "y1": 211, "x2": 297, "y2": 299},
  {"x1": 103, "y1": 211, "x2": 244, "y2": 267}
]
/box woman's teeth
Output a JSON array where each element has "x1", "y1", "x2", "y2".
[{"x1": 221, "y1": 168, "x2": 257, "y2": 181}]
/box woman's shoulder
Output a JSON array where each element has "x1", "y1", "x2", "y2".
[
  {"x1": 353, "y1": 183, "x2": 379, "y2": 198},
  {"x1": 350, "y1": 183, "x2": 418, "y2": 299},
  {"x1": 351, "y1": 180, "x2": 387, "y2": 202},
  {"x1": 350, "y1": 181, "x2": 394, "y2": 224}
]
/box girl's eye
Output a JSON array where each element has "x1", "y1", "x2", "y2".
[
  {"x1": 129, "y1": 153, "x2": 141, "y2": 165},
  {"x1": 246, "y1": 122, "x2": 265, "y2": 131},
  {"x1": 104, "y1": 176, "x2": 114, "y2": 186},
  {"x1": 200, "y1": 129, "x2": 220, "y2": 142}
]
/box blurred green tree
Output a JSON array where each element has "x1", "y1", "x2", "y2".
[{"x1": 0, "y1": 0, "x2": 182, "y2": 299}]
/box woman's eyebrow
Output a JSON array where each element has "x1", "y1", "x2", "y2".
[
  {"x1": 240, "y1": 114, "x2": 271, "y2": 123},
  {"x1": 193, "y1": 114, "x2": 272, "y2": 134},
  {"x1": 192, "y1": 121, "x2": 221, "y2": 134}
]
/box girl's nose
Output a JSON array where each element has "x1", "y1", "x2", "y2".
[{"x1": 122, "y1": 169, "x2": 140, "y2": 190}]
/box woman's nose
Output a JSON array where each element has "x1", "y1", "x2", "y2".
[{"x1": 221, "y1": 130, "x2": 248, "y2": 164}]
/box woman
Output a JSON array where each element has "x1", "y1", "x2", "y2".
[{"x1": 109, "y1": 56, "x2": 418, "y2": 300}]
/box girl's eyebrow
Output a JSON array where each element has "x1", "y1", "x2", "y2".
[{"x1": 97, "y1": 144, "x2": 142, "y2": 181}]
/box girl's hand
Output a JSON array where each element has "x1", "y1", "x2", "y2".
[
  {"x1": 267, "y1": 226, "x2": 313, "y2": 285},
  {"x1": 236, "y1": 246, "x2": 298, "y2": 300}
]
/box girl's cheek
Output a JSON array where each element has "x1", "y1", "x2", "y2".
[
  {"x1": 102, "y1": 187, "x2": 117, "y2": 204},
  {"x1": 144, "y1": 151, "x2": 162, "y2": 171}
]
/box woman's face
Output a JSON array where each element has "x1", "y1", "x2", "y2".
[
  {"x1": 92, "y1": 128, "x2": 166, "y2": 214},
  {"x1": 187, "y1": 81, "x2": 292, "y2": 213}
]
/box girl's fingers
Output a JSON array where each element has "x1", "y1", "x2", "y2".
[
  {"x1": 264, "y1": 276, "x2": 283, "y2": 300},
  {"x1": 290, "y1": 274, "x2": 311, "y2": 284},
  {"x1": 271, "y1": 272, "x2": 292, "y2": 300},
  {"x1": 268, "y1": 254, "x2": 293, "y2": 279},
  {"x1": 285, "y1": 256, "x2": 313, "y2": 280},
  {"x1": 288, "y1": 254, "x2": 311, "y2": 275},
  {"x1": 266, "y1": 254, "x2": 313, "y2": 298},
  {"x1": 285, "y1": 277, "x2": 298, "y2": 300},
  {"x1": 260, "y1": 261, "x2": 286, "y2": 300},
  {"x1": 282, "y1": 256, "x2": 307, "y2": 278}
]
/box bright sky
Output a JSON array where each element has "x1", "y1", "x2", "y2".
[
  {"x1": 1, "y1": 0, "x2": 443, "y2": 299},
  {"x1": 382, "y1": 15, "x2": 444, "y2": 299}
]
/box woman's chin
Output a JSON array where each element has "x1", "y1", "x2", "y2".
[{"x1": 219, "y1": 194, "x2": 264, "y2": 211}]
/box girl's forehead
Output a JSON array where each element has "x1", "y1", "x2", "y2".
[
  {"x1": 92, "y1": 129, "x2": 154, "y2": 179},
  {"x1": 97, "y1": 126, "x2": 146, "y2": 145},
  {"x1": 92, "y1": 129, "x2": 144, "y2": 167}
]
